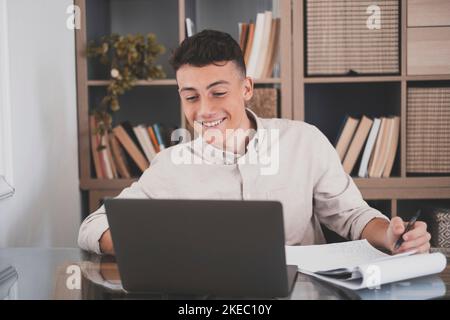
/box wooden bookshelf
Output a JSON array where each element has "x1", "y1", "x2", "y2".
[
  {"x1": 293, "y1": 0, "x2": 450, "y2": 218},
  {"x1": 75, "y1": 0, "x2": 450, "y2": 217},
  {"x1": 75, "y1": 0, "x2": 293, "y2": 213}
]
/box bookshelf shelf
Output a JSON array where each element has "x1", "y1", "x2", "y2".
[
  {"x1": 406, "y1": 75, "x2": 450, "y2": 82},
  {"x1": 353, "y1": 177, "x2": 450, "y2": 189},
  {"x1": 87, "y1": 78, "x2": 282, "y2": 86},
  {"x1": 80, "y1": 178, "x2": 137, "y2": 190},
  {"x1": 302, "y1": 75, "x2": 450, "y2": 84},
  {"x1": 88, "y1": 79, "x2": 178, "y2": 86},
  {"x1": 79, "y1": 177, "x2": 450, "y2": 193},
  {"x1": 360, "y1": 188, "x2": 450, "y2": 201},
  {"x1": 303, "y1": 76, "x2": 403, "y2": 84}
]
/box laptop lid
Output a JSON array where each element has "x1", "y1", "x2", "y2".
[{"x1": 104, "y1": 198, "x2": 292, "y2": 298}]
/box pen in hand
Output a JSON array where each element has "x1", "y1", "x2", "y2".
[{"x1": 394, "y1": 209, "x2": 422, "y2": 251}]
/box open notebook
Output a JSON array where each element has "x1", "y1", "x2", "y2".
[{"x1": 285, "y1": 240, "x2": 447, "y2": 290}]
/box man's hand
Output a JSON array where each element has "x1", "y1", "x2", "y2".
[
  {"x1": 386, "y1": 217, "x2": 431, "y2": 254},
  {"x1": 99, "y1": 229, "x2": 115, "y2": 255}
]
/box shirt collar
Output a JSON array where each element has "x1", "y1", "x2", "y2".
[{"x1": 190, "y1": 108, "x2": 266, "y2": 165}]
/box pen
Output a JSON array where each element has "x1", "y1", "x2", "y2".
[{"x1": 394, "y1": 209, "x2": 422, "y2": 250}]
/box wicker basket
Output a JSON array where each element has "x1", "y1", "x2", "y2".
[{"x1": 429, "y1": 207, "x2": 450, "y2": 249}]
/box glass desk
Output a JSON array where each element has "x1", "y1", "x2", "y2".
[{"x1": 0, "y1": 248, "x2": 449, "y2": 300}]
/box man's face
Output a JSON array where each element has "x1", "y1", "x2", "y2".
[{"x1": 176, "y1": 61, "x2": 254, "y2": 146}]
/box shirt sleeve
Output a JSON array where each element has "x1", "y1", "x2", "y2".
[
  {"x1": 77, "y1": 174, "x2": 152, "y2": 254},
  {"x1": 311, "y1": 126, "x2": 390, "y2": 241}
]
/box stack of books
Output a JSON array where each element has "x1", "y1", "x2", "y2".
[
  {"x1": 90, "y1": 116, "x2": 179, "y2": 179},
  {"x1": 335, "y1": 115, "x2": 400, "y2": 177},
  {"x1": 238, "y1": 11, "x2": 280, "y2": 79},
  {"x1": 184, "y1": 12, "x2": 280, "y2": 79},
  {"x1": 306, "y1": 0, "x2": 400, "y2": 76},
  {"x1": 407, "y1": 87, "x2": 450, "y2": 174}
]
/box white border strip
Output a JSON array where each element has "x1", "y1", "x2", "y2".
[{"x1": 0, "y1": 0, "x2": 14, "y2": 186}]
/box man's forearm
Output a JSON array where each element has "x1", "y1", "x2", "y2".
[
  {"x1": 99, "y1": 229, "x2": 115, "y2": 255},
  {"x1": 360, "y1": 218, "x2": 390, "y2": 250}
]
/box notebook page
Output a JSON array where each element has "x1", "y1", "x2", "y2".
[
  {"x1": 302, "y1": 252, "x2": 447, "y2": 291},
  {"x1": 357, "y1": 252, "x2": 447, "y2": 289},
  {"x1": 285, "y1": 239, "x2": 389, "y2": 272}
]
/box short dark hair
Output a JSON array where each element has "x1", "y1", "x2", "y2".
[{"x1": 169, "y1": 30, "x2": 246, "y2": 77}]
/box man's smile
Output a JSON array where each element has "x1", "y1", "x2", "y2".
[{"x1": 195, "y1": 117, "x2": 227, "y2": 128}]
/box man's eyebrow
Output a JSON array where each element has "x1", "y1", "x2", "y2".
[
  {"x1": 179, "y1": 80, "x2": 230, "y2": 93},
  {"x1": 206, "y1": 80, "x2": 230, "y2": 90},
  {"x1": 179, "y1": 86, "x2": 196, "y2": 93}
]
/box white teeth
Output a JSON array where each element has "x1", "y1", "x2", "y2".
[{"x1": 201, "y1": 118, "x2": 225, "y2": 128}]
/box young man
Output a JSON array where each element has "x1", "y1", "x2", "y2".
[{"x1": 78, "y1": 30, "x2": 431, "y2": 256}]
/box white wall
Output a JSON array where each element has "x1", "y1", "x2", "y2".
[{"x1": 0, "y1": 0, "x2": 80, "y2": 247}]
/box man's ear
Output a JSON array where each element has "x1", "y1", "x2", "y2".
[{"x1": 243, "y1": 76, "x2": 254, "y2": 102}]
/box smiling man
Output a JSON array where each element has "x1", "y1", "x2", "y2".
[{"x1": 78, "y1": 30, "x2": 431, "y2": 256}]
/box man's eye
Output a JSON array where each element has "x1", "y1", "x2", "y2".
[
  {"x1": 186, "y1": 96, "x2": 198, "y2": 101},
  {"x1": 213, "y1": 92, "x2": 226, "y2": 97}
]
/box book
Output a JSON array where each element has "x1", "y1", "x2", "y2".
[
  {"x1": 147, "y1": 126, "x2": 161, "y2": 153},
  {"x1": 335, "y1": 116, "x2": 359, "y2": 162},
  {"x1": 89, "y1": 115, "x2": 104, "y2": 179},
  {"x1": 262, "y1": 18, "x2": 280, "y2": 78},
  {"x1": 372, "y1": 117, "x2": 395, "y2": 177},
  {"x1": 368, "y1": 117, "x2": 388, "y2": 178},
  {"x1": 243, "y1": 23, "x2": 255, "y2": 65},
  {"x1": 134, "y1": 125, "x2": 156, "y2": 163},
  {"x1": 382, "y1": 116, "x2": 400, "y2": 177},
  {"x1": 254, "y1": 11, "x2": 273, "y2": 79},
  {"x1": 152, "y1": 123, "x2": 166, "y2": 150},
  {"x1": 113, "y1": 123, "x2": 149, "y2": 173},
  {"x1": 98, "y1": 134, "x2": 113, "y2": 179},
  {"x1": 246, "y1": 12, "x2": 265, "y2": 78},
  {"x1": 185, "y1": 17, "x2": 195, "y2": 37},
  {"x1": 342, "y1": 116, "x2": 373, "y2": 175},
  {"x1": 109, "y1": 133, "x2": 131, "y2": 179},
  {"x1": 102, "y1": 133, "x2": 117, "y2": 179},
  {"x1": 358, "y1": 118, "x2": 381, "y2": 178},
  {"x1": 285, "y1": 239, "x2": 447, "y2": 290},
  {"x1": 238, "y1": 23, "x2": 249, "y2": 53}
]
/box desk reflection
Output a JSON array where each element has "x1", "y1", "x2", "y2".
[
  {"x1": 0, "y1": 248, "x2": 448, "y2": 300},
  {"x1": 71, "y1": 256, "x2": 447, "y2": 300}
]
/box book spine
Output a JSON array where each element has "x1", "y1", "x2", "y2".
[
  {"x1": 89, "y1": 115, "x2": 104, "y2": 179},
  {"x1": 101, "y1": 134, "x2": 115, "y2": 179},
  {"x1": 113, "y1": 125, "x2": 149, "y2": 173},
  {"x1": 358, "y1": 118, "x2": 381, "y2": 178},
  {"x1": 246, "y1": 13, "x2": 265, "y2": 78},
  {"x1": 109, "y1": 133, "x2": 131, "y2": 179},
  {"x1": 153, "y1": 123, "x2": 166, "y2": 150},
  {"x1": 148, "y1": 126, "x2": 161, "y2": 153},
  {"x1": 244, "y1": 23, "x2": 255, "y2": 65}
]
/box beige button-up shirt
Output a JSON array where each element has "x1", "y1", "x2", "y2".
[{"x1": 78, "y1": 109, "x2": 388, "y2": 254}]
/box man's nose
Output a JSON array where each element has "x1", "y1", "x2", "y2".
[{"x1": 198, "y1": 97, "x2": 217, "y2": 120}]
